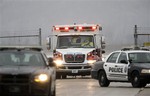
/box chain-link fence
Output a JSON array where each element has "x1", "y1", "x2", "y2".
[{"x1": 0, "y1": 28, "x2": 42, "y2": 46}]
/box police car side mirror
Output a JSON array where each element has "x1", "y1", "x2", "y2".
[
  {"x1": 120, "y1": 60, "x2": 128, "y2": 64},
  {"x1": 48, "y1": 57, "x2": 55, "y2": 67},
  {"x1": 128, "y1": 59, "x2": 133, "y2": 63}
]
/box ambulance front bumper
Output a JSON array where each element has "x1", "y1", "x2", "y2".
[{"x1": 56, "y1": 64, "x2": 92, "y2": 76}]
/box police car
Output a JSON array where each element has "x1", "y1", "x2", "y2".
[
  {"x1": 91, "y1": 49, "x2": 150, "y2": 88},
  {"x1": 0, "y1": 46, "x2": 56, "y2": 96}
]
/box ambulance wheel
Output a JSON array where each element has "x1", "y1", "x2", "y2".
[
  {"x1": 98, "y1": 71, "x2": 110, "y2": 87},
  {"x1": 62, "y1": 75, "x2": 67, "y2": 79},
  {"x1": 56, "y1": 74, "x2": 61, "y2": 79}
]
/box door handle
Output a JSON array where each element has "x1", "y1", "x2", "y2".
[
  {"x1": 105, "y1": 64, "x2": 107, "y2": 66},
  {"x1": 115, "y1": 65, "x2": 118, "y2": 67}
]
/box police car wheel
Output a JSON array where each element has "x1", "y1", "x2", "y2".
[
  {"x1": 141, "y1": 82, "x2": 147, "y2": 87},
  {"x1": 98, "y1": 71, "x2": 110, "y2": 87},
  {"x1": 131, "y1": 72, "x2": 142, "y2": 88}
]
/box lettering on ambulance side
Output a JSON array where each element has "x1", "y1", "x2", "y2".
[{"x1": 109, "y1": 67, "x2": 123, "y2": 73}]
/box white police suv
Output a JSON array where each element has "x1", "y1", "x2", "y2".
[{"x1": 91, "y1": 49, "x2": 150, "y2": 88}]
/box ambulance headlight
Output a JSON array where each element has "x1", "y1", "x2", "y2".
[
  {"x1": 34, "y1": 74, "x2": 48, "y2": 82},
  {"x1": 141, "y1": 69, "x2": 150, "y2": 74},
  {"x1": 87, "y1": 60, "x2": 96, "y2": 64},
  {"x1": 54, "y1": 60, "x2": 63, "y2": 66}
]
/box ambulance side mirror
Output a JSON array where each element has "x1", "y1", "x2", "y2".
[
  {"x1": 101, "y1": 36, "x2": 105, "y2": 49},
  {"x1": 46, "y1": 37, "x2": 51, "y2": 50}
]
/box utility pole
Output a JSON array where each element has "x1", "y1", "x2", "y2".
[
  {"x1": 134, "y1": 25, "x2": 138, "y2": 49},
  {"x1": 39, "y1": 28, "x2": 42, "y2": 46}
]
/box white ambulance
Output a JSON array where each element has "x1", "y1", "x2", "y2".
[{"x1": 47, "y1": 23, "x2": 105, "y2": 79}]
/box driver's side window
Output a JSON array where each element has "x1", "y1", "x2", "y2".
[
  {"x1": 107, "y1": 52, "x2": 120, "y2": 63},
  {"x1": 118, "y1": 52, "x2": 127, "y2": 63}
]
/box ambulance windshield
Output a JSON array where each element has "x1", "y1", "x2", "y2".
[{"x1": 57, "y1": 35, "x2": 95, "y2": 48}]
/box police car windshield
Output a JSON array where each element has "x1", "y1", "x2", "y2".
[
  {"x1": 128, "y1": 52, "x2": 150, "y2": 63},
  {"x1": 0, "y1": 51, "x2": 45, "y2": 66},
  {"x1": 57, "y1": 35, "x2": 95, "y2": 48}
]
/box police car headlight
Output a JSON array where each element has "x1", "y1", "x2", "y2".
[
  {"x1": 87, "y1": 60, "x2": 96, "y2": 64},
  {"x1": 54, "y1": 60, "x2": 63, "y2": 66},
  {"x1": 141, "y1": 69, "x2": 150, "y2": 73},
  {"x1": 34, "y1": 74, "x2": 48, "y2": 82}
]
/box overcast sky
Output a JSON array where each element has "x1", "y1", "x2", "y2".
[{"x1": 0, "y1": 0, "x2": 150, "y2": 51}]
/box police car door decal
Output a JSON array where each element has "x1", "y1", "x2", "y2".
[
  {"x1": 109, "y1": 52, "x2": 128, "y2": 81},
  {"x1": 104, "y1": 52, "x2": 120, "y2": 80}
]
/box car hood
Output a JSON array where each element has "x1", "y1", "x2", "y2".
[
  {"x1": 56, "y1": 48, "x2": 95, "y2": 54},
  {"x1": 0, "y1": 66, "x2": 46, "y2": 75},
  {"x1": 132, "y1": 63, "x2": 150, "y2": 69}
]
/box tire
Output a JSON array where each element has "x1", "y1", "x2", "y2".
[
  {"x1": 131, "y1": 72, "x2": 142, "y2": 88},
  {"x1": 51, "y1": 85, "x2": 56, "y2": 96},
  {"x1": 56, "y1": 74, "x2": 61, "y2": 79},
  {"x1": 48, "y1": 80, "x2": 56, "y2": 96},
  {"x1": 98, "y1": 71, "x2": 110, "y2": 87},
  {"x1": 62, "y1": 75, "x2": 67, "y2": 79},
  {"x1": 140, "y1": 81, "x2": 147, "y2": 87}
]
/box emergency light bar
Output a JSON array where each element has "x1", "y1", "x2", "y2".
[{"x1": 53, "y1": 24, "x2": 102, "y2": 32}]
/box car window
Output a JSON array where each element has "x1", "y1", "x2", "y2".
[
  {"x1": 118, "y1": 52, "x2": 127, "y2": 63},
  {"x1": 0, "y1": 51, "x2": 45, "y2": 66},
  {"x1": 128, "y1": 52, "x2": 150, "y2": 63},
  {"x1": 106, "y1": 52, "x2": 120, "y2": 63}
]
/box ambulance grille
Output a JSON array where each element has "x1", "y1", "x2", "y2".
[{"x1": 64, "y1": 54, "x2": 85, "y2": 63}]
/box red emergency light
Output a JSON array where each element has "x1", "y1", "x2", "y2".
[
  {"x1": 92, "y1": 26, "x2": 96, "y2": 30},
  {"x1": 53, "y1": 24, "x2": 101, "y2": 32},
  {"x1": 55, "y1": 27, "x2": 60, "y2": 31},
  {"x1": 78, "y1": 26, "x2": 97, "y2": 31},
  {"x1": 54, "y1": 27, "x2": 69, "y2": 32},
  {"x1": 65, "y1": 27, "x2": 69, "y2": 30},
  {"x1": 78, "y1": 26, "x2": 83, "y2": 30}
]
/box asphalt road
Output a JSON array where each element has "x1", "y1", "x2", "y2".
[{"x1": 56, "y1": 76, "x2": 150, "y2": 96}]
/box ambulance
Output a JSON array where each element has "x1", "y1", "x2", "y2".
[{"x1": 47, "y1": 23, "x2": 105, "y2": 79}]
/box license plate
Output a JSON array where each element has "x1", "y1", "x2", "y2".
[
  {"x1": 72, "y1": 70, "x2": 78, "y2": 73},
  {"x1": 9, "y1": 86, "x2": 20, "y2": 93}
]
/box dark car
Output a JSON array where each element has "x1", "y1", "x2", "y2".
[
  {"x1": 91, "y1": 50, "x2": 150, "y2": 88},
  {"x1": 0, "y1": 46, "x2": 56, "y2": 96}
]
